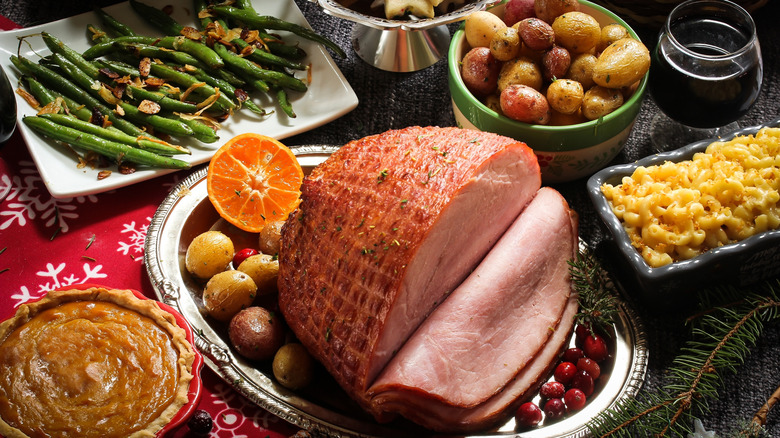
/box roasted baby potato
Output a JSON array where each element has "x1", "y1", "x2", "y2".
[
  {"x1": 592, "y1": 38, "x2": 651, "y2": 89},
  {"x1": 500, "y1": 84, "x2": 551, "y2": 124},
  {"x1": 582, "y1": 85, "x2": 624, "y2": 120},
  {"x1": 490, "y1": 27, "x2": 522, "y2": 61},
  {"x1": 465, "y1": 11, "x2": 507, "y2": 48},
  {"x1": 229, "y1": 306, "x2": 285, "y2": 361},
  {"x1": 462, "y1": 47, "x2": 502, "y2": 97},
  {"x1": 534, "y1": 0, "x2": 579, "y2": 24},
  {"x1": 498, "y1": 56, "x2": 543, "y2": 91},
  {"x1": 203, "y1": 270, "x2": 257, "y2": 322},
  {"x1": 547, "y1": 79, "x2": 584, "y2": 114},
  {"x1": 567, "y1": 53, "x2": 597, "y2": 89},
  {"x1": 551, "y1": 11, "x2": 601, "y2": 54},
  {"x1": 238, "y1": 253, "x2": 279, "y2": 295},
  {"x1": 185, "y1": 230, "x2": 235, "y2": 280}
]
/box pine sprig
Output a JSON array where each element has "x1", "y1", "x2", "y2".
[
  {"x1": 587, "y1": 282, "x2": 780, "y2": 437},
  {"x1": 568, "y1": 249, "x2": 620, "y2": 334}
]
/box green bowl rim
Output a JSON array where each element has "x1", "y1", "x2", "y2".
[{"x1": 447, "y1": 0, "x2": 649, "y2": 136}]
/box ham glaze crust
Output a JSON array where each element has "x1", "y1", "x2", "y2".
[{"x1": 278, "y1": 126, "x2": 578, "y2": 431}]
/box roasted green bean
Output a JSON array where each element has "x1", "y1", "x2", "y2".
[
  {"x1": 39, "y1": 113, "x2": 189, "y2": 155},
  {"x1": 211, "y1": 6, "x2": 345, "y2": 58},
  {"x1": 23, "y1": 116, "x2": 190, "y2": 169}
]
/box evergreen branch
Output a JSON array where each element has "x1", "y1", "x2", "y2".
[
  {"x1": 569, "y1": 248, "x2": 620, "y2": 334},
  {"x1": 587, "y1": 281, "x2": 780, "y2": 437}
]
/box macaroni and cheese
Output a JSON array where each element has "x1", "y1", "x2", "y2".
[{"x1": 601, "y1": 127, "x2": 780, "y2": 268}]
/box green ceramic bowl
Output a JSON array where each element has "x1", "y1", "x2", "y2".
[{"x1": 448, "y1": 0, "x2": 648, "y2": 183}]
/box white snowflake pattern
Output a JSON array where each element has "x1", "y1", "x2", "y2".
[
  {"x1": 10, "y1": 261, "x2": 108, "y2": 308},
  {"x1": 117, "y1": 217, "x2": 150, "y2": 262},
  {"x1": 0, "y1": 159, "x2": 99, "y2": 233},
  {"x1": 206, "y1": 382, "x2": 288, "y2": 435}
]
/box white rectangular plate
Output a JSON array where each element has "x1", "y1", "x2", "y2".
[{"x1": 0, "y1": 0, "x2": 358, "y2": 198}]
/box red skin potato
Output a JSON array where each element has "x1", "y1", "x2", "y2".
[
  {"x1": 500, "y1": 84, "x2": 551, "y2": 124},
  {"x1": 461, "y1": 47, "x2": 501, "y2": 98},
  {"x1": 542, "y1": 45, "x2": 571, "y2": 81},
  {"x1": 516, "y1": 17, "x2": 555, "y2": 52},
  {"x1": 229, "y1": 306, "x2": 286, "y2": 361},
  {"x1": 504, "y1": 0, "x2": 536, "y2": 26}
]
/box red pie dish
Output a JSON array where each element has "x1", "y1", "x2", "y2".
[{"x1": 0, "y1": 283, "x2": 203, "y2": 438}]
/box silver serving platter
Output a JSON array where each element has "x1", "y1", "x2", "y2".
[{"x1": 145, "y1": 144, "x2": 649, "y2": 437}]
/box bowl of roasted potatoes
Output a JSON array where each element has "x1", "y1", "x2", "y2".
[{"x1": 448, "y1": 0, "x2": 649, "y2": 183}]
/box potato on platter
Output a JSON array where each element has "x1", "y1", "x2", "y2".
[
  {"x1": 258, "y1": 220, "x2": 284, "y2": 256},
  {"x1": 203, "y1": 270, "x2": 257, "y2": 322},
  {"x1": 273, "y1": 343, "x2": 314, "y2": 390},
  {"x1": 229, "y1": 306, "x2": 285, "y2": 362},
  {"x1": 238, "y1": 254, "x2": 280, "y2": 295},
  {"x1": 185, "y1": 231, "x2": 235, "y2": 280}
]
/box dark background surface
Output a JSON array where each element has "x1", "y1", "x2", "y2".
[{"x1": 1, "y1": 0, "x2": 778, "y2": 436}]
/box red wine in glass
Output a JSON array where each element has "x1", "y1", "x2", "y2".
[{"x1": 649, "y1": 0, "x2": 762, "y2": 151}]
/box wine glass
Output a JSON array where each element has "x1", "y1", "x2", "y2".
[{"x1": 648, "y1": 0, "x2": 762, "y2": 152}]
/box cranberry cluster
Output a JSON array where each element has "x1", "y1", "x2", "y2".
[{"x1": 515, "y1": 324, "x2": 611, "y2": 428}]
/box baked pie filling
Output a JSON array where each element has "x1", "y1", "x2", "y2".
[{"x1": 0, "y1": 287, "x2": 196, "y2": 438}]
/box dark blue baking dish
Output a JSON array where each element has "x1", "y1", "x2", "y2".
[{"x1": 587, "y1": 117, "x2": 780, "y2": 309}]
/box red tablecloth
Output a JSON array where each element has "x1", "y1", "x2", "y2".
[{"x1": 0, "y1": 105, "x2": 297, "y2": 437}]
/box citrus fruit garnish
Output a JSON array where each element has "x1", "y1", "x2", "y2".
[{"x1": 207, "y1": 133, "x2": 304, "y2": 233}]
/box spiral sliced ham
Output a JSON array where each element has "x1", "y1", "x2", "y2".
[{"x1": 278, "y1": 126, "x2": 578, "y2": 432}]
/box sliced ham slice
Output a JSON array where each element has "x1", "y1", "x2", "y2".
[
  {"x1": 278, "y1": 126, "x2": 541, "y2": 413},
  {"x1": 367, "y1": 187, "x2": 579, "y2": 431},
  {"x1": 371, "y1": 290, "x2": 579, "y2": 432},
  {"x1": 369, "y1": 187, "x2": 577, "y2": 406}
]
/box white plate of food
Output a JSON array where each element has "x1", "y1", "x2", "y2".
[
  {"x1": 0, "y1": 0, "x2": 357, "y2": 199},
  {"x1": 145, "y1": 144, "x2": 649, "y2": 438}
]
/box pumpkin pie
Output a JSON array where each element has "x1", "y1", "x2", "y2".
[{"x1": 0, "y1": 287, "x2": 196, "y2": 438}]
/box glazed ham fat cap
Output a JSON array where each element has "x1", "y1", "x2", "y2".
[{"x1": 278, "y1": 126, "x2": 578, "y2": 431}]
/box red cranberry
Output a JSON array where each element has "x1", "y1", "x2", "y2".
[
  {"x1": 515, "y1": 401, "x2": 543, "y2": 428},
  {"x1": 539, "y1": 381, "x2": 565, "y2": 399},
  {"x1": 563, "y1": 347, "x2": 585, "y2": 363},
  {"x1": 577, "y1": 357, "x2": 601, "y2": 379},
  {"x1": 584, "y1": 333, "x2": 609, "y2": 362},
  {"x1": 564, "y1": 388, "x2": 587, "y2": 412},
  {"x1": 570, "y1": 369, "x2": 595, "y2": 396},
  {"x1": 575, "y1": 323, "x2": 592, "y2": 344},
  {"x1": 543, "y1": 398, "x2": 566, "y2": 421},
  {"x1": 187, "y1": 409, "x2": 213, "y2": 436},
  {"x1": 233, "y1": 248, "x2": 259, "y2": 268},
  {"x1": 554, "y1": 361, "x2": 577, "y2": 384}
]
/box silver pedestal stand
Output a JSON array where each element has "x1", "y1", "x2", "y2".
[{"x1": 315, "y1": 0, "x2": 502, "y2": 73}]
